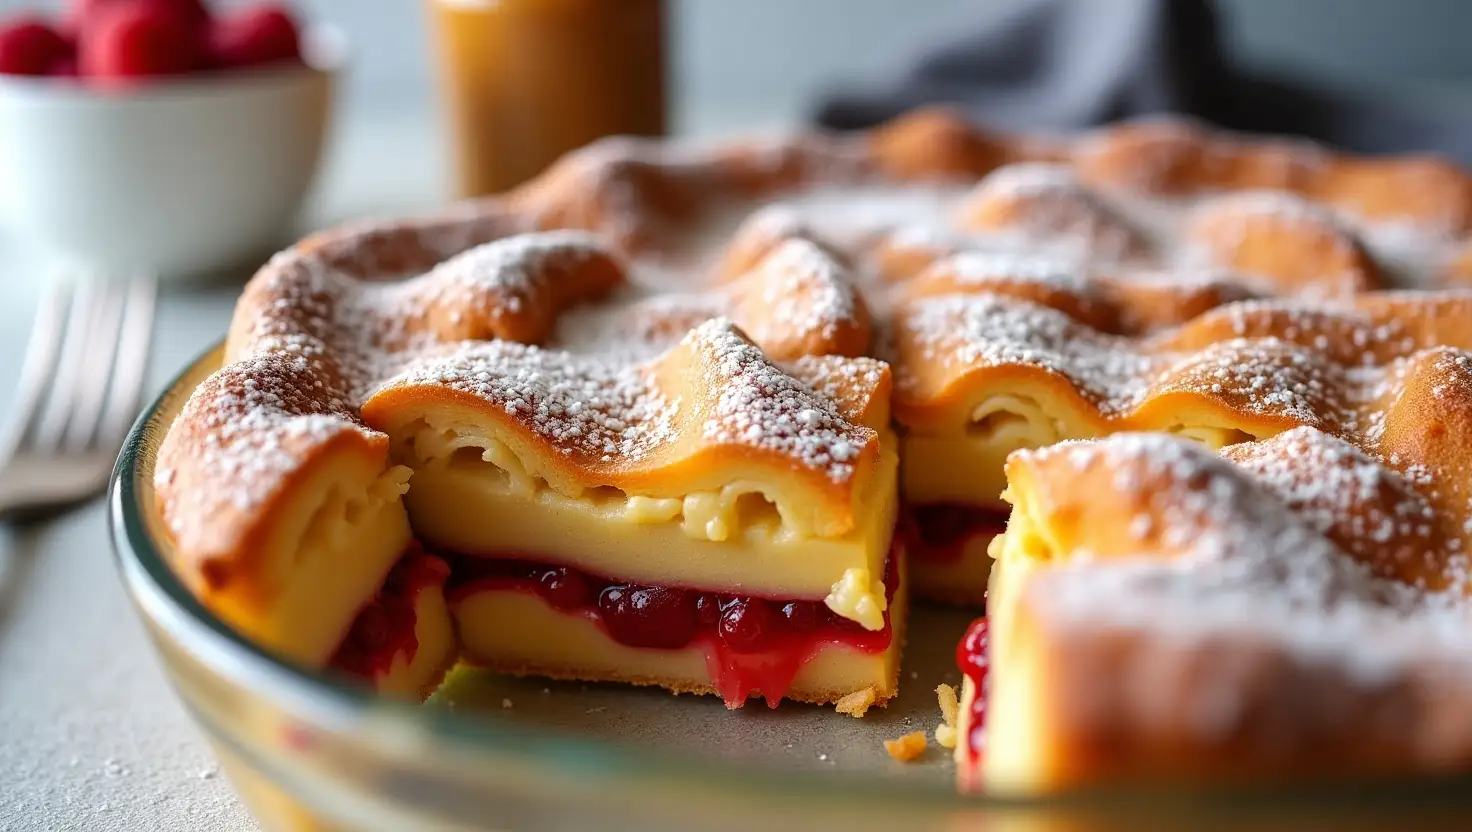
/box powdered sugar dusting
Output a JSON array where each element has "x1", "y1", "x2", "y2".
[
  {"x1": 161, "y1": 211, "x2": 887, "y2": 555},
  {"x1": 158, "y1": 111, "x2": 1472, "y2": 598},
  {"x1": 894, "y1": 289, "x2": 1472, "y2": 435},
  {"x1": 750, "y1": 238, "x2": 857, "y2": 342},
  {"x1": 377, "y1": 339, "x2": 679, "y2": 462},
  {"x1": 896, "y1": 293, "x2": 1151, "y2": 414},
  {"x1": 959, "y1": 162, "x2": 1147, "y2": 262},
  {"x1": 940, "y1": 251, "x2": 1094, "y2": 294},
  {"x1": 418, "y1": 230, "x2": 606, "y2": 315},
  {"x1": 551, "y1": 291, "x2": 725, "y2": 360},
  {"x1": 1021, "y1": 432, "x2": 1472, "y2": 685},
  {"x1": 693, "y1": 320, "x2": 876, "y2": 480},
  {"x1": 973, "y1": 162, "x2": 1081, "y2": 196},
  {"x1": 1225, "y1": 428, "x2": 1460, "y2": 584},
  {"x1": 367, "y1": 318, "x2": 876, "y2": 481},
  {"x1": 157, "y1": 350, "x2": 371, "y2": 550}
]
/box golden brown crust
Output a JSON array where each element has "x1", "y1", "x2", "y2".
[
  {"x1": 156, "y1": 106, "x2": 1472, "y2": 702},
  {"x1": 1000, "y1": 610, "x2": 1472, "y2": 786},
  {"x1": 1181, "y1": 192, "x2": 1379, "y2": 298},
  {"x1": 154, "y1": 353, "x2": 390, "y2": 595},
  {"x1": 169, "y1": 223, "x2": 887, "y2": 599},
  {"x1": 866, "y1": 107, "x2": 1036, "y2": 180},
  {"x1": 899, "y1": 253, "x2": 1259, "y2": 335},
  {"x1": 356, "y1": 320, "x2": 886, "y2": 532},
  {"x1": 953, "y1": 163, "x2": 1152, "y2": 264},
  {"x1": 984, "y1": 420, "x2": 1472, "y2": 789},
  {"x1": 726, "y1": 238, "x2": 874, "y2": 360},
  {"x1": 892, "y1": 288, "x2": 1472, "y2": 435},
  {"x1": 170, "y1": 119, "x2": 1472, "y2": 487}
]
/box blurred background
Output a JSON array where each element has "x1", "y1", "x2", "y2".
[{"x1": 10, "y1": 0, "x2": 1472, "y2": 136}]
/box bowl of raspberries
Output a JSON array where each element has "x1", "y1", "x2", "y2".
[{"x1": 0, "y1": 1, "x2": 342, "y2": 280}]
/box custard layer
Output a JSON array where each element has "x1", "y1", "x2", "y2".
[
  {"x1": 405, "y1": 440, "x2": 900, "y2": 600},
  {"x1": 975, "y1": 491, "x2": 1059, "y2": 792},
  {"x1": 911, "y1": 533, "x2": 996, "y2": 605},
  {"x1": 902, "y1": 391, "x2": 1255, "y2": 506},
  {"x1": 209, "y1": 466, "x2": 413, "y2": 667},
  {"x1": 373, "y1": 584, "x2": 458, "y2": 700},
  {"x1": 450, "y1": 573, "x2": 909, "y2": 707},
  {"x1": 902, "y1": 393, "x2": 1063, "y2": 504}
]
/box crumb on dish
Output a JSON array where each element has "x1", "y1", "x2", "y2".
[
  {"x1": 935, "y1": 683, "x2": 958, "y2": 749},
  {"x1": 834, "y1": 686, "x2": 877, "y2": 718},
  {"x1": 884, "y1": 730, "x2": 928, "y2": 762}
]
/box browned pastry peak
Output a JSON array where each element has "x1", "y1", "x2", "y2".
[
  {"x1": 954, "y1": 163, "x2": 1151, "y2": 264},
  {"x1": 715, "y1": 205, "x2": 846, "y2": 283},
  {"x1": 990, "y1": 424, "x2": 1472, "y2": 786},
  {"x1": 866, "y1": 107, "x2": 1025, "y2": 180},
  {"x1": 359, "y1": 318, "x2": 887, "y2": 525},
  {"x1": 899, "y1": 250, "x2": 1258, "y2": 336},
  {"x1": 727, "y1": 237, "x2": 873, "y2": 360},
  {"x1": 1182, "y1": 191, "x2": 1380, "y2": 298},
  {"x1": 892, "y1": 284, "x2": 1472, "y2": 436}
]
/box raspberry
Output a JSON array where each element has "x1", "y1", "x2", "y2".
[
  {"x1": 49, "y1": 56, "x2": 79, "y2": 77},
  {"x1": 597, "y1": 585, "x2": 699, "y2": 650},
  {"x1": 778, "y1": 600, "x2": 820, "y2": 632},
  {"x1": 717, "y1": 598, "x2": 778, "y2": 653},
  {"x1": 347, "y1": 604, "x2": 391, "y2": 653},
  {"x1": 536, "y1": 566, "x2": 591, "y2": 611},
  {"x1": 208, "y1": 4, "x2": 301, "y2": 69},
  {"x1": 0, "y1": 17, "x2": 72, "y2": 77},
  {"x1": 695, "y1": 593, "x2": 722, "y2": 626},
  {"x1": 79, "y1": 4, "x2": 204, "y2": 84},
  {"x1": 70, "y1": 0, "x2": 210, "y2": 32}
]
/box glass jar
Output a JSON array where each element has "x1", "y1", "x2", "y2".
[{"x1": 426, "y1": 0, "x2": 667, "y2": 197}]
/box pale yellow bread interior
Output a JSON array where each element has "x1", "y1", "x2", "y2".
[
  {"x1": 901, "y1": 382, "x2": 1247, "y2": 607},
  {"x1": 392, "y1": 418, "x2": 899, "y2": 602},
  {"x1": 901, "y1": 391, "x2": 1066, "y2": 506},
  {"x1": 966, "y1": 519, "x2": 1050, "y2": 792},
  {"x1": 192, "y1": 451, "x2": 413, "y2": 669},
  {"x1": 909, "y1": 532, "x2": 996, "y2": 605},
  {"x1": 971, "y1": 417, "x2": 1472, "y2": 791},
  {"x1": 450, "y1": 557, "x2": 909, "y2": 706},
  {"x1": 370, "y1": 583, "x2": 459, "y2": 700}
]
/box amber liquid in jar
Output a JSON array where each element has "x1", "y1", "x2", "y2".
[{"x1": 428, "y1": 0, "x2": 667, "y2": 197}]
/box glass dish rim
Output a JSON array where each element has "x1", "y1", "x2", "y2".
[{"x1": 107, "y1": 341, "x2": 1472, "y2": 820}]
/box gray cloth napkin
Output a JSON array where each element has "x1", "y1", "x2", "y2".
[{"x1": 815, "y1": 0, "x2": 1472, "y2": 165}]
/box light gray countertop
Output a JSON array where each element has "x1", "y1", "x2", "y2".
[
  {"x1": 0, "y1": 107, "x2": 768, "y2": 832},
  {"x1": 0, "y1": 113, "x2": 455, "y2": 832}
]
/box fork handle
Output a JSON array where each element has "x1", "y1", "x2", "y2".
[{"x1": 0, "y1": 481, "x2": 38, "y2": 525}]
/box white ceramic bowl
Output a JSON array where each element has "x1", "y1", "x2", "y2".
[{"x1": 0, "y1": 27, "x2": 343, "y2": 281}]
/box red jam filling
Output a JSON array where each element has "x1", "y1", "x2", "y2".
[
  {"x1": 442, "y1": 538, "x2": 903, "y2": 709},
  {"x1": 906, "y1": 502, "x2": 1011, "y2": 564},
  {"x1": 328, "y1": 544, "x2": 450, "y2": 682},
  {"x1": 956, "y1": 616, "x2": 990, "y2": 765}
]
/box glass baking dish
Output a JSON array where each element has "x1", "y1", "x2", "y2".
[{"x1": 110, "y1": 344, "x2": 1472, "y2": 831}]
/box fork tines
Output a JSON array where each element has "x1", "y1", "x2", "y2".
[{"x1": 5, "y1": 275, "x2": 157, "y2": 458}]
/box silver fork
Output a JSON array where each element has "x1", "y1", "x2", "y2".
[{"x1": 0, "y1": 277, "x2": 157, "y2": 523}]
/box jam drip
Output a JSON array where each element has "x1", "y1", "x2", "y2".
[
  {"x1": 907, "y1": 502, "x2": 1011, "y2": 564},
  {"x1": 329, "y1": 544, "x2": 450, "y2": 682},
  {"x1": 956, "y1": 616, "x2": 990, "y2": 764},
  {"x1": 443, "y1": 539, "x2": 902, "y2": 708}
]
